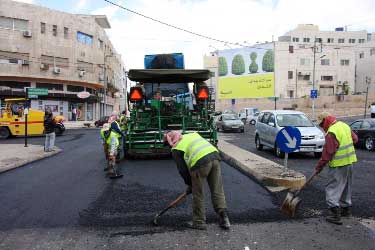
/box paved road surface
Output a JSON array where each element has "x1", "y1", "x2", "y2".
[{"x1": 0, "y1": 127, "x2": 374, "y2": 250}]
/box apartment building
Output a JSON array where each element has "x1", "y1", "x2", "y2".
[
  {"x1": 0, "y1": 0, "x2": 125, "y2": 121},
  {"x1": 355, "y1": 34, "x2": 375, "y2": 94}
]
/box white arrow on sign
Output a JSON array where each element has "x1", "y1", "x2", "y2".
[{"x1": 282, "y1": 129, "x2": 297, "y2": 149}]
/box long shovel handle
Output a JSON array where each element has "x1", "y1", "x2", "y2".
[
  {"x1": 156, "y1": 192, "x2": 188, "y2": 218},
  {"x1": 295, "y1": 171, "x2": 318, "y2": 196}
]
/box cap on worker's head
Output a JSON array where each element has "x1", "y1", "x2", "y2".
[
  {"x1": 102, "y1": 123, "x2": 110, "y2": 131},
  {"x1": 317, "y1": 111, "x2": 331, "y2": 125}
]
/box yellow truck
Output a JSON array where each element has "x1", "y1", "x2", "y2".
[{"x1": 0, "y1": 98, "x2": 65, "y2": 139}]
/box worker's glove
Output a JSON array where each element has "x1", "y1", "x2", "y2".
[
  {"x1": 185, "y1": 185, "x2": 192, "y2": 194},
  {"x1": 315, "y1": 164, "x2": 324, "y2": 174}
]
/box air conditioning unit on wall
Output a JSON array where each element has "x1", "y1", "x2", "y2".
[
  {"x1": 99, "y1": 74, "x2": 104, "y2": 81},
  {"x1": 79, "y1": 70, "x2": 85, "y2": 77},
  {"x1": 23, "y1": 30, "x2": 32, "y2": 37},
  {"x1": 53, "y1": 67, "x2": 61, "y2": 74}
]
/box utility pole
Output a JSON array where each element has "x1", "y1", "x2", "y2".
[
  {"x1": 312, "y1": 38, "x2": 317, "y2": 120},
  {"x1": 364, "y1": 76, "x2": 371, "y2": 118}
]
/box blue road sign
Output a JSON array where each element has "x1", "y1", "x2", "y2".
[
  {"x1": 276, "y1": 126, "x2": 301, "y2": 153},
  {"x1": 231, "y1": 99, "x2": 235, "y2": 105},
  {"x1": 310, "y1": 89, "x2": 318, "y2": 99}
]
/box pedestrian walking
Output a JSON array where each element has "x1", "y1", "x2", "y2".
[
  {"x1": 44, "y1": 107, "x2": 56, "y2": 152},
  {"x1": 314, "y1": 111, "x2": 358, "y2": 225},
  {"x1": 370, "y1": 102, "x2": 375, "y2": 118},
  {"x1": 100, "y1": 123, "x2": 119, "y2": 177},
  {"x1": 164, "y1": 131, "x2": 230, "y2": 230}
]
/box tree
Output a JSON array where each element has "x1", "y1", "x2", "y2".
[
  {"x1": 262, "y1": 49, "x2": 274, "y2": 72},
  {"x1": 218, "y1": 57, "x2": 228, "y2": 76},
  {"x1": 249, "y1": 52, "x2": 258, "y2": 73},
  {"x1": 231, "y1": 54, "x2": 245, "y2": 75}
]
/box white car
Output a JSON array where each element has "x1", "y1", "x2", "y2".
[
  {"x1": 238, "y1": 107, "x2": 260, "y2": 125},
  {"x1": 255, "y1": 110, "x2": 325, "y2": 158}
]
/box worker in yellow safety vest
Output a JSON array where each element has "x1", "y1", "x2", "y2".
[
  {"x1": 314, "y1": 112, "x2": 358, "y2": 225},
  {"x1": 163, "y1": 131, "x2": 230, "y2": 230},
  {"x1": 100, "y1": 123, "x2": 120, "y2": 177}
]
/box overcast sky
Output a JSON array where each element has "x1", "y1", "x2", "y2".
[{"x1": 14, "y1": 0, "x2": 375, "y2": 69}]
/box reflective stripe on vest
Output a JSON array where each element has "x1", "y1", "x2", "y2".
[
  {"x1": 327, "y1": 121, "x2": 357, "y2": 167},
  {"x1": 173, "y1": 133, "x2": 218, "y2": 169}
]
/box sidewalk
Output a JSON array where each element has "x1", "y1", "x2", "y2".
[
  {"x1": 0, "y1": 144, "x2": 62, "y2": 174},
  {"x1": 64, "y1": 121, "x2": 95, "y2": 129}
]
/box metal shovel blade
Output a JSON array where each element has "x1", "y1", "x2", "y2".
[{"x1": 281, "y1": 192, "x2": 301, "y2": 217}]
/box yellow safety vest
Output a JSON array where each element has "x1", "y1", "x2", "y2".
[
  {"x1": 119, "y1": 115, "x2": 127, "y2": 131},
  {"x1": 173, "y1": 133, "x2": 218, "y2": 169},
  {"x1": 327, "y1": 121, "x2": 357, "y2": 167},
  {"x1": 111, "y1": 120, "x2": 123, "y2": 139}
]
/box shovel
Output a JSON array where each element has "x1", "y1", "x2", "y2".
[
  {"x1": 152, "y1": 191, "x2": 189, "y2": 226},
  {"x1": 108, "y1": 159, "x2": 123, "y2": 179},
  {"x1": 281, "y1": 170, "x2": 318, "y2": 217}
]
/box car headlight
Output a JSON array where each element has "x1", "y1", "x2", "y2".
[{"x1": 318, "y1": 134, "x2": 325, "y2": 139}]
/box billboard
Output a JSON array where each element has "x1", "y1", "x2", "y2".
[{"x1": 218, "y1": 43, "x2": 275, "y2": 99}]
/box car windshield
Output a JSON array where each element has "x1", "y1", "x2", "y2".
[
  {"x1": 276, "y1": 114, "x2": 314, "y2": 127},
  {"x1": 223, "y1": 110, "x2": 236, "y2": 115},
  {"x1": 223, "y1": 114, "x2": 238, "y2": 121}
]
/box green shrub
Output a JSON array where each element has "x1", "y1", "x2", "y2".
[
  {"x1": 231, "y1": 54, "x2": 245, "y2": 75},
  {"x1": 249, "y1": 52, "x2": 258, "y2": 73},
  {"x1": 262, "y1": 49, "x2": 274, "y2": 72},
  {"x1": 218, "y1": 57, "x2": 228, "y2": 76}
]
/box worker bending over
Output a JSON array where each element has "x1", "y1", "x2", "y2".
[
  {"x1": 164, "y1": 131, "x2": 230, "y2": 230},
  {"x1": 100, "y1": 123, "x2": 120, "y2": 178}
]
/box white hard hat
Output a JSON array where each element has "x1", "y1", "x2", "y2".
[{"x1": 102, "y1": 123, "x2": 110, "y2": 131}]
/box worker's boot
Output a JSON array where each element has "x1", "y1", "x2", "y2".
[
  {"x1": 184, "y1": 221, "x2": 207, "y2": 230},
  {"x1": 326, "y1": 207, "x2": 343, "y2": 225},
  {"x1": 341, "y1": 207, "x2": 352, "y2": 217},
  {"x1": 218, "y1": 210, "x2": 231, "y2": 230}
]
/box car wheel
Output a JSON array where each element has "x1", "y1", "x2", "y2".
[
  {"x1": 216, "y1": 126, "x2": 220, "y2": 132},
  {"x1": 250, "y1": 119, "x2": 256, "y2": 125},
  {"x1": 314, "y1": 152, "x2": 322, "y2": 158},
  {"x1": 275, "y1": 145, "x2": 285, "y2": 158},
  {"x1": 95, "y1": 122, "x2": 99, "y2": 128},
  {"x1": 0, "y1": 127, "x2": 10, "y2": 139},
  {"x1": 365, "y1": 136, "x2": 374, "y2": 151},
  {"x1": 240, "y1": 128, "x2": 244, "y2": 133},
  {"x1": 241, "y1": 118, "x2": 246, "y2": 124},
  {"x1": 255, "y1": 135, "x2": 263, "y2": 151}
]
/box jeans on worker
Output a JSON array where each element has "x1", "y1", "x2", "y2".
[
  {"x1": 44, "y1": 132, "x2": 55, "y2": 152},
  {"x1": 190, "y1": 159, "x2": 227, "y2": 225},
  {"x1": 325, "y1": 164, "x2": 353, "y2": 208}
]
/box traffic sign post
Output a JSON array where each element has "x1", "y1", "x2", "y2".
[
  {"x1": 310, "y1": 90, "x2": 318, "y2": 99},
  {"x1": 276, "y1": 126, "x2": 301, "y2": 172}
]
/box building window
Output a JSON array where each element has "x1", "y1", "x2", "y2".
[
  {"x1": 298, "y1": 74, "x2": 311, "y2": 81},
  {"x1": 338, "y1": 38, "x2": 345, "y2": 43},
  {"x1": 321, "y1": 76, "x2": 333, "y2": 81},
  {"x1": 77, "y1": 31, "x2": 93, "y2": 45},
  {"x1": 64, "y1": 27, "x2": 69, "y2": 38},
  {"x1": 303, "y1": 37, "x2": 310, "y2": 43},
  {"x1": 358, "y1": 39, "x2": 365, "y2": 43},
  {"x1": 98, "y1": 39, "x2": 103, "y2": 49},
  {"x1": 288, "y1": 90, "x2": 294, "y2": 98},
  {"x1": 36, "y1": 82, "x2": 63, "y2": 91},
  {"x1": 327, "y1": 38, "x2": 334, "y2": 43},
  {"x1": 349, "y1": 39, "x2": 356, "y2": 43},
  {"x1": 67, "y1": 85, "x2": 84, "y2": 92},
  {"x1": 0, "y1": 50, "x2": 29, "y2": 65},
  {"x1": 289, "y1": 45, "x2": 294, "y2": 53},
  {"x1": 41, "y1": 22, "x2": 45, "y2": 34},
  {"x1": 340, "y1": 59, "x2": 350, "y2": 66},
  {"x1": 315, "y1": 38, "x2": 322, "y2": 43},
  {"x1": 300, "y1": 58, "x2": 310, "y2": 66},
  {"x1": 0, "y1": 16, "x2": 28, "y2": 31},
  {"x1": 288, "y1": 71, "x2": 293, "y2": 79},
  {"x1": 52, "y1": 25, "x2": 57, "y2": 36},
  {"x1": 321, "y1": 59, "x2": 330, "y2": 65},
  {"x1": 370, "y1": 48, "x2": 375, "y2": 56},
  {"x1": 359, "y1": 52, "x2": 365, "y2": 59},
  {"x1": 292, "y1": 37, "x2": 299, "y2": 42}
]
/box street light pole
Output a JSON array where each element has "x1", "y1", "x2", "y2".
[
  {"x1": 103, "y1": 53, "x2": 114, "y2": 116},
  {"x1": 364, "y1": 76, "x2": 371, "y2": 119},
  {"x1": 312, "y1": 38, "x2": 317, "y2": 120}
]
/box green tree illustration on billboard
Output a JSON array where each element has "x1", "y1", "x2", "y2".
[
  {"x1": 249, "y1": 52, "x2": 258, "y2": 73},
  {"x1": 231, "y1": 54, "x2": 245, "y2": 75},
  {"x1": 262, "y1": 49, "x2": 274, "y2": 72},
  {"x1": 218, "y1": 57, "x2": 228, "y2": 76}
]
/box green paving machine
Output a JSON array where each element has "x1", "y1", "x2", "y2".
[{"x1": 124, "y1": 53, "x2": 217, "y2": 156}]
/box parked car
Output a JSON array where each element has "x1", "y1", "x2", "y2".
[
  {"x1": 255, "y1": 110, "x2": 325, "y2": 158},
  {"x1": 215, "y1": 114, "x2": 244, "y2": 133},
  {"x1": 349, "y1": 119, "x2": 375, "y2": 151},
  {"x1": 238, "y1": 107, "x2": 260, "y2": 125},
  {"x1": 223, "y1": 109, "x2": 238, "y2": 116},
  {"x1": 94, "y1": 116, "x2": 109, "y2": 127}
]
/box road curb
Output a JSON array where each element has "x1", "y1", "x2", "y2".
[
  {"x1": 218, "y1": 140, "x2": 306, "y2": 192},
  {"x1": 0, "y1": 148, "x2": 62, "y2": 174}
]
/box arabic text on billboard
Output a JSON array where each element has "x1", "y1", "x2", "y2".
[{"x1": 218, "y1": 43, "x2": 275, "y2": 99}]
